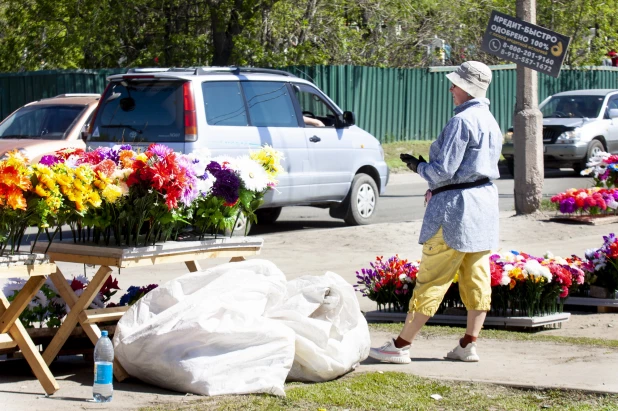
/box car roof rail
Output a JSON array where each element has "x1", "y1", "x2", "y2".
[
  {"x1": 126, "y1": 68, "x2": 173, "y2": 73},
  {"x1": 195, "y1": 66, "x2": 296, "y2": 77},
  {"x1": 53, "y1": 93, "x2": 100, "y2": 98},
  {"x1": 124, "y1": 66, "x2": 297, "y2": 77}
]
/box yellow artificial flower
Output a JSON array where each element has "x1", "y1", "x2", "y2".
[
  {"x1": 35, "y1": 184, "x2": 49, "y2": 197},
  {"x1": 101, "y1": 184, "x2": 123, "y2": 203},
  {"x1": 136, "y1": 153, "x2": 148, "y2": 162},
  {"x1": 88, "y1": 191, "x2": 102, "y2": 208}
]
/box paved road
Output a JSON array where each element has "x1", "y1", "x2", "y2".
[{"x1": 251, "y1": 168, "x2": 594, "y2": 235}]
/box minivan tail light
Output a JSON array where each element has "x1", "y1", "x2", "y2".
[
  {"x1": 87, "y1": 82, "x2": 113, "y2": 137},
  {"x1": 183, "y1": 82, "x2": 197, "y2": 142}
]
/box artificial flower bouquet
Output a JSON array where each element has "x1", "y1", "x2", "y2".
[
  {"x1": 483, "y1": 251, "x2": 585, "y2": 317},
  {"x1": 550, "y1": 152, "x2": 618, "y2": 217},
  {"x1": 0, "y1": 143, "x2": 283, "y2": 252},
  {"x1": 355, "y1": 255, "x2": 420, "y2": 312},
  {"x1": 2, "y1": 275, "x2": 120, "y2": 328},
  {"x1": 582, "y1": 233, "x2": 618, "y2": 297},
  {"x1": 3, "y1": 275, "x2": 158, "y2": 329},
  {"x1": 581, "y1": 152, "x2": 618, "y2": 189},
  {"x1": 356, "y1": 251, "x2": 586, "y2": 317}
]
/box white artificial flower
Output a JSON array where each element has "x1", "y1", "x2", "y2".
[
  {"x1": 197, "y1": 176, "x2": 214, "y2": 194},
  {"x1": 503, "y1": 264, "x2": 514, "y2": 272},
  {"x1": 580, "y1": 167, "x2": 594, "y2": 176},
  {"x1": 398, "y1": 273, "x2": 407, "y2": 281},
  {"x1": 523, "y1": 260, "x2": 552, "y2": 282},
  {"x1": 500, "y1": 273, "x2": 511, "y2": 286},
  {"x1": 544, "y1": 251, "x2": 554, "y2": 259},
  {"x1": 64, "y1": 155, "x2": 80, "y2": 168},
  {"x1": 191, "y1": 148, "x2": 212, "y2": 162},
  {"x1": 235, "y1": 156, "x2": 270, "y2": 192}
]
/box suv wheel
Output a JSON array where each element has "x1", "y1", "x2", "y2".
[
  {"x1": 255, "y1": 207, "x2": 282, "y2": 224},
  {"x1": 344, "y1": 173, "x2": 378, "y2": 226},
  {"x1": 576, "y1": 139, "x2": 605, "y2": 173}
]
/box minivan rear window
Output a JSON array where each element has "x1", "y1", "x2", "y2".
[{"x1": 90, "y1": 81, "x2": 184, "y2": 143}]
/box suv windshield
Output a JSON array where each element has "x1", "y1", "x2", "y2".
[
  {"x1": 90, "y1": 80, "x2": 185, "y2": 143},
  {"x1": 540, "y1": 95, "x2": 604, "y2": 119},
  {"x1": 0, "y1": 104, "x2": 85, "y2": 140}
]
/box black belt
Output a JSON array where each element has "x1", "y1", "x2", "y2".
[{"x1": 431, "y1": 177, "x2": 490, "y2": 196}]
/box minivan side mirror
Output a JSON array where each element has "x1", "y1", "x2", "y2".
[
  {"x1": 609, "y1": 108, "x2": 618, "y2": 119},
  {"x1": 343, "y1": 111, "x2": 356, "y2": 126}
]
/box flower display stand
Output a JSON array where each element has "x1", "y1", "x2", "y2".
[
  {"x1": 364, "y1": 310, "x2": 571, "y2": 329},
  {"x1": 0, "y1": 254, "x2": 59, "y2": 395},
  {"x1": 31, "y1": 236, "x2": 263, "y2": 382},
  {"x1": 563, "y1": 296, "x2": 618, "y2": 313}
]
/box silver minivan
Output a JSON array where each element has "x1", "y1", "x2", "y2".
[{"x1": 86, "y1": 67, "x2": 389, "y2": 228}]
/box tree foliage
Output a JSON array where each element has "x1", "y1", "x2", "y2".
[{"x1": 0, "y1": 0, "x2": 617, "y2": 72}]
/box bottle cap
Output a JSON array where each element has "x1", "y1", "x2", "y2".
[{"x1": 101, "y1": 330, "x2": 108, "y2": 337}]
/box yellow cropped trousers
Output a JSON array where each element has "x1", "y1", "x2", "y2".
[{"x1": 408, "y1": 227, "x2": 492, "y2": 316}]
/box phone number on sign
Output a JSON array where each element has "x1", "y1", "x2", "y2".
[
  {"x1": 500, "y1": 49, "x2": 553, "y2": 72},
  {"x1": 504, "y1": 43, "x2": 555, "y2": 65}
]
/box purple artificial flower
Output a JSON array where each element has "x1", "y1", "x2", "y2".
[
  {"x1": 39, "y1": 155, "x2": 61, "y2": 166},
  {"x1": 94, "y1": 147, "x2": 113, "y2": 160},
  {"x1": 211, "y1": 168, "x2": 240, "y2": 205},
  {"x1": 559, "y1": 197, "x2": 577, "y2": 214},
  {"x1": 206, "y1": 160, "x2": 222, "y2": 174},
  {"x1": 147, "y1": 143, "x2": 173, "y2": 158}
]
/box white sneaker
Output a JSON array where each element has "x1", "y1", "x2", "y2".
[
  {"x1": 446, "y1": 341, "x2": 480, "y2": 362},
  {"x1": 368, "y1": 339, "x2": 411, "y2": 364}
]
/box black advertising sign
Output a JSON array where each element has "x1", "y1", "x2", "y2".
[{"x1": 481, "y1": 10, "x2": 571, "y2": 78}]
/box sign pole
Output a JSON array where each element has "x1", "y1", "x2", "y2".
[{"x1": 514, "y1": 0, "x2": 543, "y2": 214}]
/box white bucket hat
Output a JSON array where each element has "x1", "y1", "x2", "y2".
[{"x1": 445, "y1": 61, "x2": 492, "y2": 99}]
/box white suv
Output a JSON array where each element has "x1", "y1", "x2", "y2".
[
  {"x1": 502, "y1": 89, "x2": 618, "y2": 175},
  {"x1": 86, "y1": 67, "x2": 389, "y2": 227}
]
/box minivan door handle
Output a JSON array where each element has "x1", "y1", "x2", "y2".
[{"x1": 309, "y1": 135, "x2": 321, "y2": 143}]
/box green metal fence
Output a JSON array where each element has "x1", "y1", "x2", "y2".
[{"x1": 2, "y1": 65, "x2": 618, "y2": 142}]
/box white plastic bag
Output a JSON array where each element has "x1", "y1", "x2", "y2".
[
  {"x1": 113, "y1": 260, "x2": 295, "y2": 396},
  {"x1": 113, "y1": 259, "x2": 370, "y2": 395},
  {"x1": 268, "y1": 272, "x2": 370, "y2": 382}
]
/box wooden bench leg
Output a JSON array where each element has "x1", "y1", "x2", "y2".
[
  {"x1": 229, "y1": 256, "x2": 245, "y2": 262},
  {"x1": 43, "y1": 265, "x2": 112, "y2": 366},
  {"x1": 0, "y1": 292, "x2": 59, "y2": 395}
]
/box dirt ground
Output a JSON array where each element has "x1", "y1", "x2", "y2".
[{"x1": 1, "y1": 207, "x2": 618, "y2": 410}]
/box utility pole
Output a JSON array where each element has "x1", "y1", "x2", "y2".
[{"x1": 514, "y1": 0, "x2": 543, "y2": 214}]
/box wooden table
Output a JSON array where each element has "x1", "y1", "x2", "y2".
[
  {"x1": 0, "y1": 258, "x2": 60, "y2": 395},
  {"x1": 32, "y1": 236, "x2": 263, "y2": 382}
]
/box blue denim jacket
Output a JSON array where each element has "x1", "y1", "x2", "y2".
[{"x1": 417, "y1": 98, "x2": 502, "y2": 252}]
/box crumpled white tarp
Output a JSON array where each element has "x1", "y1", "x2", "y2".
[{"x1": 113, "y1": 259, "x2": 369, "y2": 396}]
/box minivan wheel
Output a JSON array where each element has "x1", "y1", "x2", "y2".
[
  {"x1": 255, "y1": 207, "x2": 282, "y2": 224},
  {"x1": 344, "y1": 173, "x2": 378, "y2": 226},
  {"x1": 224, "y1": 212, "x2": 252, "y2": 237}
]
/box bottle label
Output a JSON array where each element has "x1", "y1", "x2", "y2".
[{"x1": 95, "y1": 362, "x2": 113, "y2": 385}]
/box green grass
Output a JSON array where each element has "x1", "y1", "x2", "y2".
[
  {"x1": 141, "y1": 372, "x2": 618, "y2": 411},
  {"x1": 382, "y1": 141, "x2": 432, "y2": 173},
  {"x1": 381, "y1": 141, "x2": 507, "y2": 173},
  {"x1": 369, "y1": 323, "x2": 618, "y2": 349}
]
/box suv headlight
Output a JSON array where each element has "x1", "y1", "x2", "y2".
[
  {"x1": 556, "y1": 129, "x2": 581, "y2": 144},
  {"x1": 503, "y1": 130, "x2": 513, "y2": 143}
]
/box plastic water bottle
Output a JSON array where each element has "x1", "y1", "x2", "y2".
[{"x1": 92, "y1": 330, "x2": 114, "y2": 402}]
